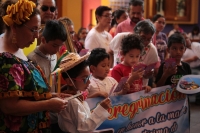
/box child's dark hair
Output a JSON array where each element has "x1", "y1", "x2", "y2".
[
  {"x1": 61, "y1": 60, "x2": 88, "y2": 79},
  {"x1": 134, "y1": 19, "x2": 155, "y2": 35},
  {"x1": 168, "y1": 33, "x2": 186, "y2": 48},
  {"x1": 42, "y1": 20, "x2": 67, "y2": 43},
  {"x1": 121, "y1": 34, "x2": 144, "y2": 55},
  {"x1": 87, "y1": 48, "x2": 109, "y2": 67}
]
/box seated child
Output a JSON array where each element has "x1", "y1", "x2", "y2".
[
  {"x1": 87, "y1": 48, "x2": 129, "y2": 98},
  {"x1": 111, "y1": 34, "x2": 151, "y2": 93},
  {"x1": 156, "y1": 33, "x2": 192, "y2": 87},
  {"x1": 53, "y1": 53, "x2": 111, "y2": 133}
]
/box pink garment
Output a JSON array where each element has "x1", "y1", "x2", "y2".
[
  {"x1": 111, "y1": 64, "x2": 143, "y2": 93},
  {"x1": 115, "y1": 17, "x2": 144, "y2": 35}
]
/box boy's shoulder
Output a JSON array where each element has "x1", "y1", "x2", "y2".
[{"x1": 181, "y1": 61, "x2": 191, "y2": 69}]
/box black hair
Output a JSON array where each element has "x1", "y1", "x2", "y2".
[
  {"x1": 87, "y1": 48, "x2": 109, "y2": 67},
  {"x1": 134, "y1": 19, "x2": 156, "y2": 35},
  {"x1": 61, "y1": 60, "x2": 88, "y2": 79},
  {"x1": 95, "y1": 6, "x2": 112, "y2": 23},
  {"x1": 168, "y1": 33, "x2": 186, "y2": 48},
  {"x1": 42, "y1": 20, "x2": 67, "y2": 43},
  {"x1": 121, "y1": 34, "x2": 144, "y2": 55},
  {"x1": 111, "y1": 9, "x2": 126, "y2": 27},
  {"x1": 128, "y1": 0, "x2": 144, "y2": 12},
  {"x1": 191, "y1": 25, "x2": 200, "y2": 36},
  {"x1": 152, "y1": 14, "x2": 164, "y2": 23},
  {"x1": 0, "y1": 0, "x2": 40, "y2": 30}
]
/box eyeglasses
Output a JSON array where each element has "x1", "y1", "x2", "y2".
[
  {"x1": 72, "y1": 74, "x2": 91, "y2": 84},
  {"x1": 101, "y1": 14, "x2": 113, "y2": 19},
  {"x1": 23, "y1": 24, "x2": 42, "y2": 34},
  {"x1": 156, "y1": 21, "x2": 166, "y2": 25},
  {"x1": 41, "y1": 5, "x2": 56, "y2": 12}
]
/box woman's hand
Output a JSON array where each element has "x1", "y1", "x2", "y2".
[
  {"x1": 48, "y1": 97, "x2": 67, "y2": 113},
  {"x1": 52, "y1": 92, "x2": 72, "y2": 99}
]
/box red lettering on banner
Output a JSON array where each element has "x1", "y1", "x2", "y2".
[{"x1": 108, "y1": 88, "x2": 186, "y2": 120}]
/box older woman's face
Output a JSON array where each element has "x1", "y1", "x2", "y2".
[{"x1": 15, "y1": 14, "x2": 41, "y2": 49}]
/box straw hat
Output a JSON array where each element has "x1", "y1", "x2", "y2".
[{"x1": 52, "y1": 52, "x2": 90, "y2": 74}]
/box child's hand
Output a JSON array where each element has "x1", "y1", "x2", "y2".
[
  {"x1": 99, "y1": 92, "x2": 109, "y2": 98},
  {"x1": 100, "y1": 98, "x2": 112, "y2": 110},
  {"x1": 163, "y1": 64, "x2": 177, "y2": 78},
  {"x1": 120, "y1": 82, "x2": 130, "y2": 95},
  {"x1": 128, "y1": 68, "x2": 144, "y2": 83},
  {"x1": 143, "y1": 69, "x2": 154, "y2": 79},
  {"x1": 143, "y1": 86, "x2": 152, "y2": 93}
]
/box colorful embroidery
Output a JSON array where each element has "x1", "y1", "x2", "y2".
[{"x1": 0, "y1": 52, "x2": 52, "y2": 132}]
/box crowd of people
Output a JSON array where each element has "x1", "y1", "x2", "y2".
[{"x1": 0, "y1": 0, "x2": 199, "y2": 132}]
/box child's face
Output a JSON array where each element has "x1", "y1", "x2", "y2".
[
  {"x1": 122, "y1": 49, "x2": 141, "y2": 66},
  {"x1": 43, "y1": 38, "x2": 64, "y2": 55},
  {"x1": 73, "y1": 66, "x2": 91, "y2": 91},
  {"x1": 91, "y1": 58, "x2": 110, "y2": 80},
  {"x1": 168, "y1": 43, "x2": 186, "y2": 60}
]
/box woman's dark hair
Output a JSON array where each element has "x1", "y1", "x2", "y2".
[
  {"x1": 42, "y1": 20, "x2": 67, "y2": 43},
  {"x1": 95, "y1": 6, "x2": 112, "y2": 23},
  {"x1": 121, "y1": 34, "x2": 144, "y2": 55},
  {"x1": 191, "y1": 25, "x2": 200, "y2": 36},
  {"x1": 111, "y1": 9, "x2": 126, "y2": 27},
  {"x1": 87, "y1": 48, "x2": 109, "y2": 67},
  {"x1": 77, "y1": 27, "x2": 87, "y2": 39},
  {"x1": 0, "y1": 0, "x2": 40, "y2": 30},
  {"x1": 168, "y1": 33, "x2": 186, "y2": 48},
  {"x1": 134, "y1": 19, "x2": 156, "y2": 35},
  {"x1": 62, "y1": 60, "x2": 88, "y2": 79},
  {"x1": 152, "y1": 14, "x2": 164, "y2": 23}
]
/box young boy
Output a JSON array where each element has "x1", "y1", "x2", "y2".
[
  {"x1": 87, "y1": 48, "x2": 128, "y2": 98},
  {"x1": 51, "y1": 52, "x2": 111, "y2": 133},
  {"x1": 28, "y1": 20, "x2": 67, "y2": 85},
  {"x1": 156, "y1": 33, "x2": 191, "y2": 87},
  {"x1": 109, "y1": 20, "x2": 160, "y2": 86},
  {"x1": 111, "y1": 34, "x2": 151, "y2": 93}
]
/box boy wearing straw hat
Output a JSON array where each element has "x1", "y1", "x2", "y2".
[{"x1": 51, "y1": 52, "x2": 112, "y2": 133}]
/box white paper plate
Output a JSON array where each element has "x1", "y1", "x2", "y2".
[{"x1": 176, "y1": 75, "x2": 200, "y2": 94}]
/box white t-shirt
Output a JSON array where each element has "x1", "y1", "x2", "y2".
[
  {"x1": 188, "y1": 33, "x2": 200, "y2": 41},
  {"x1": 109, "y1": 32, "x2": 130, "y2": 67},
  {"x1": 88, "y1": 76, "x2": 118, "y2": 97},
  {"x1": 85, "y1": 27, "x2": 112, "y2": 52},
  {"x1": 182, "y1": 47, "x2": 200, "y2": 68},
  {"x1": 191, "y1": 42, "x2": 200, "y2": 59}
]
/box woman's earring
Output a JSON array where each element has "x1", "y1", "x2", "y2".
[{"x1": 12, "y1": 33, "x2": 17, "y2": 44}]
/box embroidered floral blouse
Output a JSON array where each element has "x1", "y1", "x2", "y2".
[{"x1": 0, "y1": 52, "x2": 52, "y2": 133}]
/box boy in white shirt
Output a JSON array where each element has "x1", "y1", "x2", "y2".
[{"x1": 87, "y1": 48, "x2": 129, "y2": 98}]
